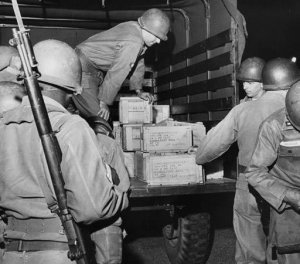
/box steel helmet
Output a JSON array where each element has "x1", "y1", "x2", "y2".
[
  {"x1": 286, "y1": 80, "x2": 300, "y2": 131},
  {"x1": 262, "y1": 58, "x2": 300, "y2": 90},
  {"x1": 33, "y1": 39, "x2": 82, "y2": 93},
  {"x1": 0, "y1": 46, "x2": 19, "y2": 71},
  {"x1": 237, "y1": 57, "x2": 265, "y2": 82},
  {"x1": 138, "y1": 8, "x2": 170, "y2": 41}
]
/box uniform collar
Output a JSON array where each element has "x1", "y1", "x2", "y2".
[{"x1": 2, "y1": 95, "x2": 69, "y2": 125}]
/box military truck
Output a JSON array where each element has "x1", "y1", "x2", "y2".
[{"x1": 0, "y1": 0, "x2": 245, "y2": 263}]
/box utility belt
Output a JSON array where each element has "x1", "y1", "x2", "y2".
[
  {"x1": 4, "y1": 217, "x2": 68, "y2": 252},
  {"x1": 5, "y1": 239, "x2": 69, "y2": 252}
]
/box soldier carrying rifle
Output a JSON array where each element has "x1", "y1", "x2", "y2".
[{"x1": 0, "y1": 4, "x2": 130, "y2": 262}]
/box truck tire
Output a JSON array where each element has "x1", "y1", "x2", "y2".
[{"x1": 163, "y1": 212, "x2": 212, "y2": 264}]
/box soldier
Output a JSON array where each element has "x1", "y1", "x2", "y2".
[
  {"x1": 73, "y1": 8, "x2": 170, "y2": 120},
  {"x1": 0, "y1": 39, "x2": 129, "y2": 264},
  {"x1": 0, "y1": 81, "x2": 25, "y2": 264},
  {"x1": 245, "y1": 79, "x2": 300, "y2": 264},
  {"x1": 0, "y1": 46, "x2": 22, "y2": 83},
  {"x1": 196, "y1": 57, "x2": 300, "y2": 263},
  {"x1": 237, "y1": 57, "x2": 266, "y2": 103}
]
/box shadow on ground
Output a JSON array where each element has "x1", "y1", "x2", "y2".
[{"x1": 123, "y1": 192, "x2": 236, "y2": 264}]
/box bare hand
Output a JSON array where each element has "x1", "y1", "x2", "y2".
[
  {"x1": 98, "y1": 100, "x2": 110, "y2": 121},
  {"x1": 284, "y1": 188, "x2": 300, "y2": 212},
  {"x1": 136, "y1": 90, "x2": 154, "y2": 104}
]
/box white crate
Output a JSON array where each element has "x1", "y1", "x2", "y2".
[
  {"x1": 142, "y1": 125, "x2": 192, "y2": 152},
  {"x1": 135, "y1": 152, "x2": 203, "y2": 185},
  {"x1": 119, "y1": 97, "x2": 152, "y2": 124},
  {"x1": 123, "y1": 152, "x2": 135, "y2": 178},
  {"x1": 153, "y1": 105, "x2": 170, "y2": 123},
  {"x1": 122, "y1": 124, "x2": 143, "y2": 151}
]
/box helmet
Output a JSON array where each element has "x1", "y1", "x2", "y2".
[
  {"x1": 262, "y1": 58, "x2": 300, "y2": 90},
  {"x1": 286, "y1": 80, "x2": 300, "y2": 131},
  {"x1": 0, "y1": 46, "x2": 19, "y2": 71},
  {"x1": 33, "y1": 39, "x2": 82, "y2": 93},
  {"x1": 237, "y1": 57, "x2": 265, "y2": 82},
  {"x1": 138, "y1": 8, "x2": 170, "y2": 41}
]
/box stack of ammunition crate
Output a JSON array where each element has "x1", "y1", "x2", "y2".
[{"x1": 113, "y1": 97, "x2": 206, "y2": 185}]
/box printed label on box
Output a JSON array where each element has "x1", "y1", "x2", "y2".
[
  {"x1": 119, "y1": 97, "x2": 152, "y2": 124},
  {"x1": 143, "y1": 125, "x2": 192, "y2": 152}
]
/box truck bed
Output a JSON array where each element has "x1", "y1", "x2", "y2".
[{"x1": 130, "y1": 177, "x2": 236, "y2": 198}]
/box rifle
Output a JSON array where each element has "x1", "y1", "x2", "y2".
[{"x1": 9, "y1": 1, "x2": 89, "y2": 263}]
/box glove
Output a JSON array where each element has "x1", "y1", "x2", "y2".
[
  {"x1": 97, "y1": 100, "x2": 110, "y2": 121},
  {"x1": 136, "y1": 89, "x2": 154, "y2": 104},
  {"x1": 283, "y1": 188, "x2": 300, "y2": 212}
]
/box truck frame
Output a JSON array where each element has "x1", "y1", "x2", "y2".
[{"x1": 0, "y1": 0, "x2": 245, "y2": 263}]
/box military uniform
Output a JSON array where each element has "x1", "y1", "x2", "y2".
[
  {"x1": 245, "y1": 108, "x2": 300, "y2": 264},
  {"x1": 74, "y1": 21, "x2": 146, "y2": 117},
  {"x1": 196, "y1": 91, "x2": 285, "y2": 263},
  {"x1": 0, "y1": 96, "x2": 129, "y2": 264}
]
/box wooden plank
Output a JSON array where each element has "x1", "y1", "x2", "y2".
[
  {"x1": 156, "y1": 29, "x2": 232, "y2": 70},
  {"x1": 171, "y1": 97, "x2": 233, "y2": 115},
  {"x1": 157, "y1": 52, "x2": 232, "y2": 85},
  {"x1": 157, "y1": 74, "x2": 233, "y2": 101}
]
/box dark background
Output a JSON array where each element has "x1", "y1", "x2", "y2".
[{"x1": 238, "y1": 0, "x2": 300, "y2": 64}]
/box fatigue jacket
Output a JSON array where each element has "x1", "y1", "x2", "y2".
[
  {"x1": 245, "y1": 108, "x2": 300, "y2": 250},
  {"x1": 0, "y1": 67, "x2": 21, "y2": 83},
  {"x1": 0, "y1": 96, "x2": 129, "y2": 232},
  {"x1": 245, "y1": 108, "x2": 300, "y2": 211},
  {"x1": 196, "y1": 91, "x2": 285, "y2": 188},
  {"x1": 77, "y1": 21, "x2": 146, "y2": 105}
]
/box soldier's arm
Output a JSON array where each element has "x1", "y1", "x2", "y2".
[
  {"x1": 56, "y1": 116, "x2": 129, "y2": 224},
  {"x1": 245, "y1": 119, "x2": 287, "y2": 212},
  {"x1": 196, "y1": 108, "x2": 238, "y2": 164},
  {"x1": 98, "y1": 41, "x2": 142, "y2": 105}
]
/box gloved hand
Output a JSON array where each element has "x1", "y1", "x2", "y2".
[
  {"x1": 283, "y1": 188, "x2": 300, "y2": 211},
  {"x1": 98, "y1": 100, "x2": 110, "y2": 121},
  {"x1": 136, "y1": 89, "x2": 154, "y2": 104}
]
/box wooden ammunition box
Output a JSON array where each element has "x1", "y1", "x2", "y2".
[
  {"x1": 135, "y1": 152, "x2": 203, "y2": 185},
  {"x1": 143, "y1": 125, "x2": 192, "y2": 152},
  {"x1": 119, "y1": 97, "x2": 152, "y2": 124},
  {"x1": 153, "y1": 105, "x2": 170, "y2": 123},
  {"x1": 122, "y1": 124, "x2": 143, "y2": 151}
]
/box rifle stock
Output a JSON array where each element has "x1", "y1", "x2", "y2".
[{"x1": 10, "y1": 14, "x2": 89, "y2": 264}]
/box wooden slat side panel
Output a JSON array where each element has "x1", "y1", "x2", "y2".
[
  {"x1": 157, "y1": 52, "x2": 232, "y2": 85},
  {"x1": 156, "y1": 29, "x2": 232, "y2": 70},
  {"x1": 157, "y1": 74, "x2": 233, "y2": 101},
  {"x1": 170, "y1": 97, "x2": 233, "y2": 115}
]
